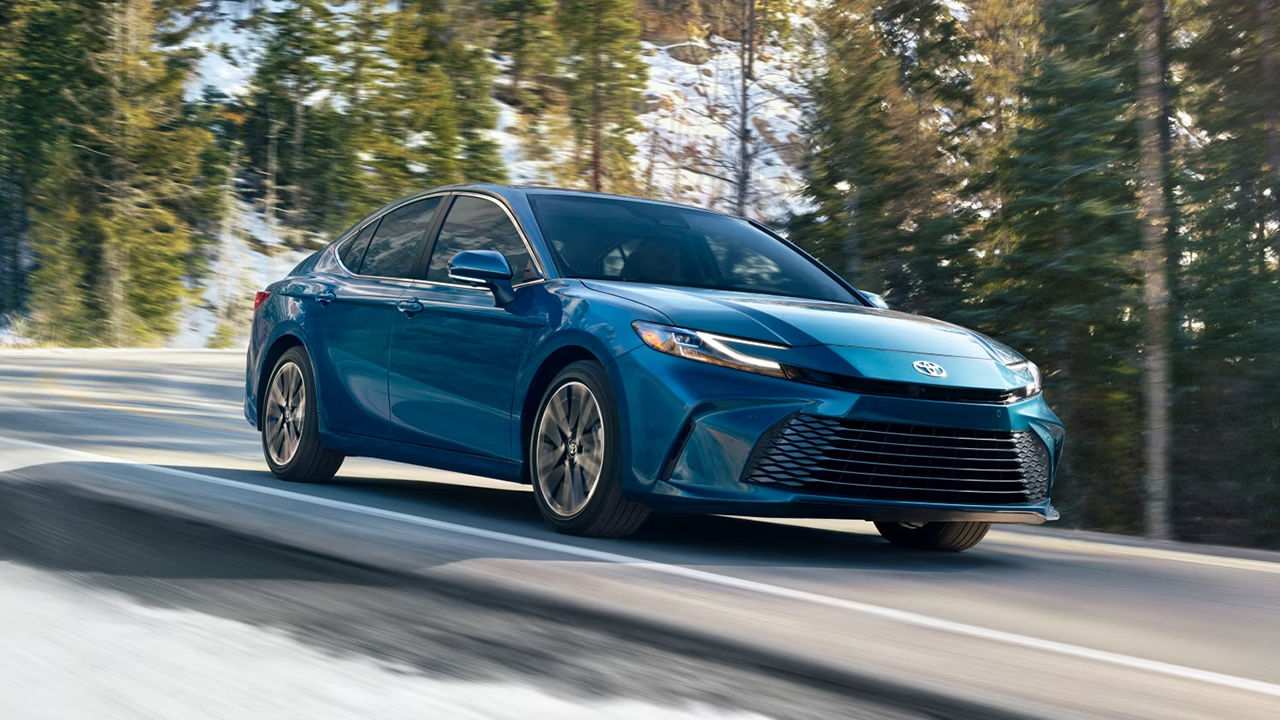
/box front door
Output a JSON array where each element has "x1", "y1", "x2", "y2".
[{"x1": 387, "y1": 194, "x2": 547, "y2": 460}]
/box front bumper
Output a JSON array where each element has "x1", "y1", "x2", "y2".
[{"x1": 610, "y1": 347, "x2": 1064, "y2": 524}]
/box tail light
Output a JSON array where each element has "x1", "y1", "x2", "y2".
[{"x1": 253, "y1": 291, "x2": 271, "y2": 311}]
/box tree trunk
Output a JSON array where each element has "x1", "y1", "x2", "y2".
[
  {"x1": 217, "y1": 143, "x2": 239, "y2": 320},
  {"x1": 734, "y1": 0, "x2": 756, "y2": 217},
  {"x1": 590, "y1": 45, "x2": 603, "y2": 192},
  {"x1": 291, "y1": 88, "x2": 306, "y2": 247},
  {"x1": 105, "y1": 0, "x2": 132, "y2": 347},
  {"x1": 1136, "y1": 0, "x2": 1173, "y2": 540},
  {"x1": 843, "y1": 186, "x2": 861, "y2": 281},
  {"x1": 1261, "y1": 0, "x2": 1280, "y2": 182},
  {"x1": 265, "y1": 118, "x2": 280, "y2": 242},
  {"x1": 0, "y1": 166, "x2": 21, "y2": 312},
  {"x1": 511, "y1": 11, "x2": 526, "y2": 106},
  {"x1": 643, "y1": 125, "x2": 658, "y2": 196}
]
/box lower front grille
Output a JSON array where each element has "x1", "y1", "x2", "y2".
[{"x1": 744, "y1": 415, "x2": 1051, "y2": 505}]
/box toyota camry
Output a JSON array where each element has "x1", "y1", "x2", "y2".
[{"x1": 244, "y1": 185, "x2": 1063, "y2": 551}]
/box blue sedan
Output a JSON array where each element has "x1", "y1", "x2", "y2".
[{"x1": 245, "y1": 185, "x2": 1063, "y2": 551}]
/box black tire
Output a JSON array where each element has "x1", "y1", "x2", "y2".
[
  {"x1": 529, "y1": 360, "x2": 649, "y2": 537},
  {"x1": 261, "y1": 346, "x2": 344, "y2": 483},
  {"x1": 874, "y1": 521, "x2": 991, "y2": 552}
]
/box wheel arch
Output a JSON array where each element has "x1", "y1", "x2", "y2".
[
  {"x1": 256, "y1": 333, "x2": 307, "y2": 427},
  {"x1": 517, "y1": 343, "x2": 617, "y2": 482}
]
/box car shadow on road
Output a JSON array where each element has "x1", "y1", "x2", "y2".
[
  {"x1": 206, "y1": 467, "x2": 1020, "y2": 573},
  {"x1": 0, "y1": 457, "x2": 1020, "y2": 577}
]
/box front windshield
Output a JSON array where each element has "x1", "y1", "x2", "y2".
[{"x1": 528, "y1": 194, "x2": 856, "y2": 304}]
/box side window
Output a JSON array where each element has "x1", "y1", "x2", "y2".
[
  {"x1": 338, "y1": 221, "x2": 377, "y2": 271},
  {"x1": 425, "y1": 196, "x2": 535, "y2": 283},
  {"x1": 359, "y1": 196, "x2": 443, "y2": 278}
]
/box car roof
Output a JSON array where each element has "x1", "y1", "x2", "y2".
[{"x1": 430, "y1": 183, "x2": 735, "y2": 217}]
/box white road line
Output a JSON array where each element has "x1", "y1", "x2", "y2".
[
  {"x1": 2, "y1": 435, "x2": 1279, "y2": 699},
  {"x1": 0, "y1": 348, "x2": 242, "y2": 354},
  {"x1": 985, "y1": 531, "x2": 1280, "y2": 575},
  {"x1": 748, "y1": 517, "x2": 1280, "y2": 575}
]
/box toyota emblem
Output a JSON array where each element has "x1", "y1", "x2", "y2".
[{"x1": 912, "y1": 360, "x2": 947, "y2": 378}]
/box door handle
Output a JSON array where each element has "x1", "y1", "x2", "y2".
[
  {"x1": 314, "y1": 291, "x2": 336, "y2": 306},
  {"x1": 396, "y1": 298, "x2": 424, "y2": 316}
]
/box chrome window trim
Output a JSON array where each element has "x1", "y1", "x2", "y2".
[
  {"x1": 332, "y1": 219, "x2": 379, "y2": 275},
  {"x1": 428, "y1": 191, "x2": 548, "y2": 282},
  {"x1": 403, "y1": 277, "x2": 548, "y2": 293},
  {"x1": 333, "y1": 190, "x2": 548, "y2": 285}
]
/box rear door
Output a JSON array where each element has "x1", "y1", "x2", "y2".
[
  {"x1": 310, "y1": 195, "x2": 444, "y2": 438},
  {"x1": 387, "y1": 193, "x2": 548, "y2": 459}
]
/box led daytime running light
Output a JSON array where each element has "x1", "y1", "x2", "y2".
[{"x1": 632, "y1": 321, "x2": 787, "y2": 378}]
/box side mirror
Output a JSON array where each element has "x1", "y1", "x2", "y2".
[
  {"x1": 449, "y1": 250, "x2": 516, "y2": 306},
  {"x1": 859, "y1": 289, "x2": 889, "y2": 310}
]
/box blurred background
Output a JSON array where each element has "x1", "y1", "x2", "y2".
[{"x1": 0, "y1": 0, "x2": 1276, "y2": 549}]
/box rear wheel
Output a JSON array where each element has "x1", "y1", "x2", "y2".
[
  {"x1": 874, "y1": 521, "x2": 991, "y2": 552},
  {"x1": 261, "y1": 347, "x2": 344, "y2": 483},
  {"x1": 530, "y1": 361, "x2": 649, "y2": 537}
]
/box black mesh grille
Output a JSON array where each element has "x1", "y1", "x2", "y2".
[{"x1": 745, "y1": 415, "x2": 1051, "y2": 505}]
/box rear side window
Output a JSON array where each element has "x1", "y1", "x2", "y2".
[
  {"x1": 425, "y1": 196, "x2": 536, "y2": 283},
  {"x1": 338, "y1": 222, "x2": 377, "y2": 271},
  {"x1": 359, "y1": 196, "x2": 443, "y2": 278}
]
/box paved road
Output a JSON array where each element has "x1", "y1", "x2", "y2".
[{"x1": 0, "y1": 349, "x2": 1277, "y2": 719}]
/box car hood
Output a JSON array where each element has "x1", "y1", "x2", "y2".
[{"x1": 583, "y1": 280, "x2": 1012, "y2": 361}]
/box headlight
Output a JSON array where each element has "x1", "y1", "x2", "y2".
[
  {"x1": 632, "y1": 321, "x2": 787, "y2": 378},
  {"x1": 1005, "y1": 360, "x2": 1042, "y2": 398}
]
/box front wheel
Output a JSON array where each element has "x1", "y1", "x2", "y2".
[
  {"x1": 529, "y1": 361, "x2": 649, "y2": 537},
  {"x1": 874, "y1": 521, "x2": 991, "y2": 552},
  {"x1": 261, "y1": 346, "x2": 344, "y2": 482}
]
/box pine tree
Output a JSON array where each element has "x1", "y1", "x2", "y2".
[
  {"x1": 0, "y1": 0, "x2": 105, "y2": 321},
  {"x1": 338, "y1": 0, "x2": 506, "y2": 208},
  {"x1": 246, "y1": 0, "x2": 342, "y2": 247},
  {"x1": 974, "y1": 0, "x2": 1147, "y2": 532},
  {"x1": 370, "y1": 3, "x2": 464, "y2": 188},
  {"x1": 493, "y1": 0, "x2": 560, "y2": 112},
  {"x1": 7, "y1": 0, "x2": 217, "y2": 345},
  {"x1": 791, "y1": 3, "x2": 908, "y2": 284},
  {"x1": 960, "y1": 0, "x2": 1042, "y2": 262},
  {"x1": 430, "y1": 2, "x2": 506, "y2": 183},
  {"x1": 0, "y1": 3, "x2": 24, "y2": 314},
  {"x1": 92, "y1": 0, "x2": 214, "y2": 344},
  {"x1": 791, "y1": 1, "x2": 972, "y2": 316},
  {"x1": 1174, "y1": 0, "x2": 1280, "y2": 546},
  {"x1": 560, "y1": 0, "x2": 648, "y2": 192},
  {"x1": 26, "y1": 139, "x2": 94, "y2": 345},
  {"x1": 493, "y1": 0, "x2": 563, "y2": 158},
  {"x1": 7, "y1": 0, "x2": 108, "y2": 343}
]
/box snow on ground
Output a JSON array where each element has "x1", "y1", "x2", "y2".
[
  {"x1": 0, "y1": 562, "x2": 768, "y2": 720},
  {"x1": 0, "y1": 320, "x2": 32, "y2": 348},
  {"x1": 168, "y1": 200, "x2": 310, "y2": 350}
]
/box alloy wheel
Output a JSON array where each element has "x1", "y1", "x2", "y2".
[
  {"x1": 534, "y1": 381, "x2": 605, "y2": 517},
  {"x1": 265, "y1": 361, "x2": 306, "y2": 466}
]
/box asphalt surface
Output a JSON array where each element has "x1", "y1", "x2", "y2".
[{"x1": 0, "y1": 349, "x2": 1277, "y2": 719}]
